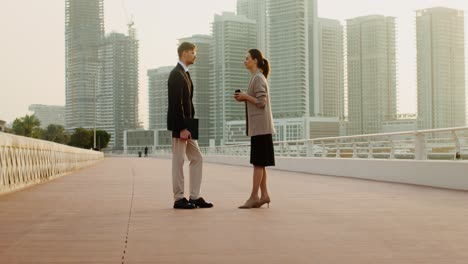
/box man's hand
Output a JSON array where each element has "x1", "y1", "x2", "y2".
[{"x1": 180, "y1": 129, "x2": 191, "y2": 140}]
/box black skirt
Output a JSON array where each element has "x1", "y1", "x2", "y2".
[{"x1": 250, "y1": 134, "x2": 275, "y2": 167}]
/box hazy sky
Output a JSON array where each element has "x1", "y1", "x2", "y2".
[{"x1": 1, "y1": 0, "x2": 467, "y2": 127}]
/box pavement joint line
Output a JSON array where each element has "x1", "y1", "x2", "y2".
[{"x1": 121, "y1": 166, "x2": 135, "y2": 264}]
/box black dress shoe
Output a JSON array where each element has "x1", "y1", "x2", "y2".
[
  {"x1": 189, "y1": 197, "x2": 214, "y2": 208},
  {"x1": 173, "y1": 198, "x2": 196, "y2": 209}
]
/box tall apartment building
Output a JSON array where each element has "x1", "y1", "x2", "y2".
[
  {"x1": 147, "y1": 66, "x2": 173, "y2": 147},
  {"x1": 417, "y1": 7, "x2": 466, "y2": 129},
  {"x1": 267, "y1": 0, "x2": 327, "y2": 141},
  {"x1": 317, "y1": 18, "x2": 344, "y2": 119},
  {"x1": 178, "y1": 35, "x2": 214, "y2": 147},
  {"x1": 212, "y1": 12, "x2": 257, "y2": 145},
  {"x1": 148, "y1": 66, "x2": 173, "y2": 131},
  {"x1": 97, "y1": 26, "x2": 139, "y2": 150},
  {"x1": 346, "y1": 15, "x2": 397, "y2": 135},
  {"x1": 237, "y1": 0, "x2": 268, "y2": 55},
  {"x1": 307, "y1": 0, "x2": 320, "y2": 118},
  {"x1": 267, "y1": 0, "x2": 311, "y2": 120},
  {"x1": 65, "y1": 0, "x2": 104, "y2": 131}
]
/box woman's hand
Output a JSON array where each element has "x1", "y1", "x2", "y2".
[
  {"x1": 234, "y1": 92, "x2": 259, "y2": 105},
  {"x1": 234, "y1": 92, "x2": 247, "y2": 102}
]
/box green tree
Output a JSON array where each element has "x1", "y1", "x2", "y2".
[
  {"x1": 43, "y1": 124, "x2": 70, "y2": 144},
  {"x1": 69, "y1": 128, "x2": 93, "y2": 149},
  {"x1": 68, "y1": 128, "x2": 111, "y2": 150},
  {"x1": 32, "y1": 127, "x2": 45, "y2": 139},
  {"x1": 12, "y1": 114, "x2": 41, "y2": 137},
  {"x1": 94, "y1": 130, "x2": 111, "y2": 150},
  {"x1": 11, "y1": 119, "x2": 25, "y2": 135}
]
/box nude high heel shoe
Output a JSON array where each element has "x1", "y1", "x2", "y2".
[
  {"x1": 238, "y1": 198, "x2": 260, "y2": 209},
  {"x1": 258, "y1": 197, "x2": 271, "y2": 208}
]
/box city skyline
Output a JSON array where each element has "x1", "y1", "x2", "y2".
[{"x1": 1, "y1": 0, "x2": 468, "y2": 128}]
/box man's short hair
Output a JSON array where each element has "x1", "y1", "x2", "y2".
[{"x1": 178, "y1": 42, "x2": 196, "y2": 58}]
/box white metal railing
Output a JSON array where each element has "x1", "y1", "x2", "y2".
[
  {"x1": 151, "y1": 127, "x2": 468, "y2": 161},
  {"x1": 0, "y1": 132, "x2": 104, "y2": 194}
]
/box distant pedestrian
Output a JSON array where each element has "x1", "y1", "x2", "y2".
[{"x1": 144, "y1": 146, "x2": 148, "y2": 157}]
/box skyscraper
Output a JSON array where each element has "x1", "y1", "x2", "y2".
[
  {"x1": 65, "y1": 0, "x2": 104, "y2": 131},
  {"x1": 148, "y1": 66, "x2": 172, "y2": 131},
  {"x1": 416, "y1": 7, "x2": 466, "y2": 129},
  {"x1": 178, "y1": 35, "x2": 214, "y2": 147},
  {"x1": 317, "y1": 18, "x2": 344, "y2": 119},
  {"x1": 307, "y1": 0, "x2": 320, "y2": 118},
  {"x1": 212, "y1": 12, "x2": 257, "y2": 145},
  {"x1": 346, "y1": 15, "x2": 397, "y2": 135},
  {"x1": 266, "y1": 0, "x2": 321, "y2": 141},
  {"x1": 97, "y1": 26, "x2": 139, "y2": 150},
  {"x1": 237, "y1": 0, "x2": 268, "y2": 55},
  {"x1": 148, "y1": 66, "x2": 173, "y2": 146},
  {"x1": 268, "y1": 0, "x2": 309, "y2": 120}
]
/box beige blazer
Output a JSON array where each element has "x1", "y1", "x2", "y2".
[{"x1": 246, "y1": 70, "x2": 276, "y2": 137}]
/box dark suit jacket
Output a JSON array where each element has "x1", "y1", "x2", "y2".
[{"x1": 167, "y1": 63, "x2": 195, "y2": 138}]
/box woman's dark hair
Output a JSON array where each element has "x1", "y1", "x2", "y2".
[{"x1": 248, "y1": 49, "x2": 270, "y2": 79}]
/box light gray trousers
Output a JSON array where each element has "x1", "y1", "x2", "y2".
[{"x1": 171, "y1": 138, "x2": 203, "y2": 201}]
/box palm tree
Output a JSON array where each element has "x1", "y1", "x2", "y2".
[
  {"x1": 22, "y1": 115, "x2": 40, "y2": 137},
  {"x1": 12, "y1": 114, "x2": 41, "y2": 137}
]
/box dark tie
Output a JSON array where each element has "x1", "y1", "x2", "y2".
[
  {"x1": 185, "y1": 71, "x2": 193, "y2": 96},
  {"x1": 185, "y1": 71, "x2": 193, "y2": 88}
]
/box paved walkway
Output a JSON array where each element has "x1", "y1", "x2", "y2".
[{"x1": 1, "y1": 158, "x2": 468, "y2": 264}]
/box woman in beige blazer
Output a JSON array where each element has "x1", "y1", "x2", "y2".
[{"x1": 234, "y1": 49, "x2": 276, "y2": 209}]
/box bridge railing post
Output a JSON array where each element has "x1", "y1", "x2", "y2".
[
  {"x1": 352, "y1": 141, "x2": 357, "y2": 158},
  {"x1": 452, "y1": 130, "x2": 461, "y2": 160},
  {"x1": 335, "y1": 139, "x2": 340, "y2": 158},
  {"x1": 415, "y1": 133, "x2": 426, "y2": 160},
  {"x1": 321, "y1": 141, "x2": 326, "y2": 158},
  {"x1": 306, "y1": 141, "x2": 314, "y2": 157},
  {"x1": 368, "y1": 140, "x2": 374, "y2": 159},
  {"x1": 389, "y1": 137, "x2": 395, "y2": 159}
]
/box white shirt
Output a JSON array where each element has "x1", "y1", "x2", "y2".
[{"x1": 178, "y1": 61, "x2": 189, "y2": 72}]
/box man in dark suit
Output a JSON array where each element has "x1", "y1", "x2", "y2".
[{"x1": 167, "y1": 42, "x2": 213, "y2": 209}]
